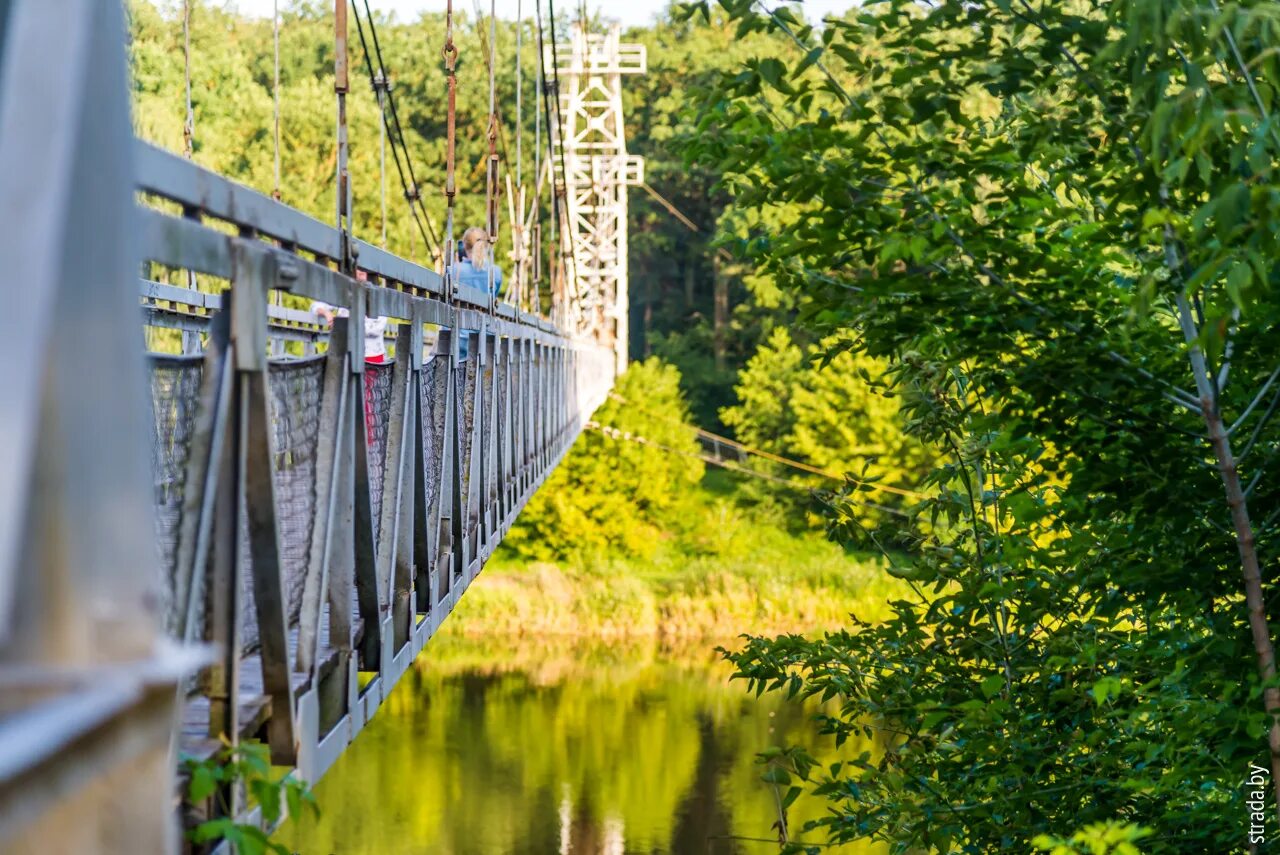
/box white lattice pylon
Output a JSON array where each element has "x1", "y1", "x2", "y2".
[{"x1": 549, "y1": 22, "x2": 644, "y2": 373}]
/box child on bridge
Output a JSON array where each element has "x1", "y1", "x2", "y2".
[{"x1": 310, "y1": 268, "x2": 389, "y2": 364}]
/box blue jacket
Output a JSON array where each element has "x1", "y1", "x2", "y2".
[{"x1": 453, "y1": 259, "x2": 504, "y2": 296}]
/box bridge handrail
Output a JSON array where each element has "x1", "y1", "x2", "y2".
[{"x1": 136, "y1": 141, "x2": 552, "y2": 329}]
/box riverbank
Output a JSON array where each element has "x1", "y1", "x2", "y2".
[{"x1": 445, "y1": 504, "x2": 906, "y2": 641}]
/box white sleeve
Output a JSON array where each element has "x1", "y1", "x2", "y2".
[{"x1": 312, "y1": 301, "x2": 350, "y2": 319}]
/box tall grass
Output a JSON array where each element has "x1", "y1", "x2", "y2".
[{"x1": 447, "y1": 476, "x2": 909, "y2": 640}]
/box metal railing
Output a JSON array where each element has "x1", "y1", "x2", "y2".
[{"x1": 137, "y1": 141, "x2": 614, "y2": 797}]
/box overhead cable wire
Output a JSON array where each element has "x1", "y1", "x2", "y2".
[
  {"x1": 606, "y1": 391, "x2": 929, "y2": 500},
  {"x1": 639, "y1": 180, "x2": 734, "y2": 263},
  {"x1": 586, "y1": 422, "x2": 913, "y2": 517},
  {"x1": 641, "y1": 182, "x2": 699, "y2": 231},
  {"x1": 350, "y1": 0, "x2": 442, "y2": 258}
]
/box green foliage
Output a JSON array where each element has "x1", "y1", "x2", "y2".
[
  {"x1": 722, "y1": 327, "x2": 931, "y2": 514},
  {"x1": 504, "y1": 358, "x2": 703, "y2": 561},
  {"x1": 1032, "y1": 823, "x2": 1153, "y2": 855},
  {"x1": 683, "y1": 0, "x2": 1280, "y2": 851},
  {"x1": 182, "y1": 741, "x2": 318, "y2": 855}
]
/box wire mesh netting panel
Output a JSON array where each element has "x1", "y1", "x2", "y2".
[
  {"x1": 364, "y1": 361, "x2": 395, "y2": 530},
  {"x1": 531, "y1": 356, "x2": 543, "y2": 462},
  {"x1": 420, "y1": 357, "x2": 449, "y2": 536},
  {"x1": 496, "y1": 349, "x2": 510, "y2": 495},
  {"x1": 147, "y1": 354, "x2": 205, "y2": 638},
  {"x1": 482, "y1": 354, "x2": 497, "y2": 511},
  {"x1": 239, "y1": 356, "x2": 327, "y2": 653},
  {"x1": 270, "y1": 357, "x2": 326, "y2": 624},
  {"x1": 458, "y1": 358, "x2": 479, "y2": 540}
]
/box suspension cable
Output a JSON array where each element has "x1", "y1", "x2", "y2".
[
  {"x1": 180, "y1": 0, "x2": 201, "y2": 355},
  {"x1": 545, "y1": 0, "x2": 579, "y2": 312},
  {"x1": 532, "y1": 8, "x2": 543, "y2": 313},
  {"x1": 640, "y1": 180, "x2": 734, "y2": 263},
  {"x1": 470, "y1": 4, "x2": 515, "y2": 174},
  {"x1": 516, "y1": 0, "x2": 523, "y2": 189},
  {"x1": 442, "y1": 0, "x2": 459, "y2": 299},
  {"x1": 182, "y1": 0, "x2": 194, "y2": 160},
  {"x1": 510, "y1": 0, "x2": 526, "y2": 310},
  {"x1": 376, "y1": 66, "x2": 387, "y2": 249},
  {"x1": 350, "y1": 0, "x2": 441, "y2": 259},
  {"x1": 358, "y1": 0, "x2": 442, "y2": 255},
  {"x1": 335, "y1": 0, "x2": 353, "y2": 274},
  {"x1": 534, "y1": 0, "x2": 565, "y2": 320},
  {"x1": 272, "y1": 0, "x2": 282, "y2": 201},
  {"x1": 485, "y1": 0, "x2": 500, "y2": 308}
]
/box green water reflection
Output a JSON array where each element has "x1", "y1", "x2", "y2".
[{"x1": 278, "y1": 637, "x2": 886, "y2": 855}]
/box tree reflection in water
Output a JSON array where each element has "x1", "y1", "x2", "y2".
[{"x1": 277, "y1": 636, "x2": 889, "y2": 855}]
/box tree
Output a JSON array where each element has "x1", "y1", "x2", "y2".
[
  {"x1": 721, "y1": 327, "x2": 931, "y2": 516},
  {"x1": 624, "y1": 7, "x2": 800, "y2": 425},
  {"x1": 503, "y1": 358, "x2": 704, "y2": 561},
  {"x1": 685, "y1": 0, "x2": 1280, "y2": 850}
]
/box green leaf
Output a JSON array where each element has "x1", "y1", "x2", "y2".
[
  {"x1": 1225, "y1": 259, "x2": 1251, "y2": 310},
  {"x1": 758, "y1": 58, "x2": 786, "y2": 90},
  {"x1": 188, "y1": 764, "x2": 217, "y2": 803},
  {"x1": 1091, "y1": 677, "x2": 1124, "y2": 707},
  {"x1": 1216, "y1": 182, "x2": 1251, "y2": 239},
  {"x1": 794, "y1": 47, "x2": 824, "y2": 78},
  {"x1": 781, "y1": 785, "x2": 803, "y2": 810},
  {"x1": 762, "y1": 765, "x2": 793, "y2": 786}
]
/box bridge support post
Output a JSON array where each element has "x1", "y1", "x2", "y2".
[
  {"x1": 439, "y1": 327, "x2": 462, "y2": 609},
  {"x1": 382, "y1": 323, "x2": 416, "y2": 655},
  {"x1": 412, "y1": 310, "x2": 435, "y2": 620},
  {"x1": 297, "y1": 291, "x2": 356, "y2": 742},
  {"x1": 348, "y1": 289, "x2": 383, "y2": 674},
  {"x1": 228, "y1": 248, "x2": 299, "y2": 766}
]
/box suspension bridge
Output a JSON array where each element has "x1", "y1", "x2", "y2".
[{"x1": 0, "y1": 0, "x2": 645, "y2": 850}]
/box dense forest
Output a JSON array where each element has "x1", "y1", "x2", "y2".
[{"x1": 134, "y1": 1, "x2": 1280, "y2": 853}]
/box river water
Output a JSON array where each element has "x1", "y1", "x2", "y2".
[{"x1": 277, "y1": 637, "x2": 887, "y2": 855}]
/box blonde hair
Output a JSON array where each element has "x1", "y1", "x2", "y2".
[{"x1": 462, "y1": 227, "x2": 490, "y2": 271}]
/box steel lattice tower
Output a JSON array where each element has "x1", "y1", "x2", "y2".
[{"x1": 549, "y1": 22, "x2": 644, "y2": 373}]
